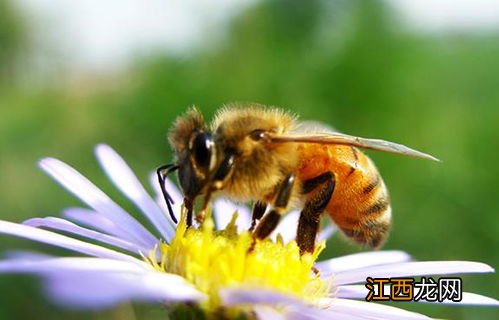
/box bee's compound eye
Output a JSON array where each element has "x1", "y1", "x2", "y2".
[{"x1": 191, "y1": 132, "x2": 214, "y2": 171}]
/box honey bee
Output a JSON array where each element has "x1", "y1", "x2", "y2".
[{"x1": 157, "y1": 104, "x2": 438, "y2": 254}]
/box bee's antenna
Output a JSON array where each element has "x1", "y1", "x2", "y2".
[{"x1": 156, "y1": 164, "x2": 179, "y2": 224}]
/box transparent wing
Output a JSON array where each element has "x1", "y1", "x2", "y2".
[
  {"x1": 268, "y1": 132, "x2": 439, "y2": 161},
  {"x1": 292, "y1": 120, "x2": 338, "y2": 134}
]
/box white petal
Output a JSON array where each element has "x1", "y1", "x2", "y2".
[
  {"x1": 272, "y1": 210, "x2": 299, "y2": 243},
  {"x1": 0, "y1": 220, "x2": 142, "y2": 264},
  {"x1": 254, "y1": 306, "x2": 286, "y2": 320},
  {"x1": 220, "y1": 288, "x2": 300, "y2": 306},
  {"x1": 62, "y1": 207, "x2": 128, "y2": 239},
  {"x1": 317, "y1": 223, "x2": 337, "y2": 242},
  {"x1": 271, "y1": 211, "x2": 336, "y2": 244},
  {"x1": 39, "y1": 157, "x2": 157, "y2": 248},
  {"x1": 284, "y1": 306, "x2": 368, "y2": 320},
  {"x1": 213, "y1": 198, "x2": 251, "y2": 232},
  {"x1": 269, "y1": 211, "x2": 336, "y2": 244},
  {"x1": 324, "y1": 298, "x2": 432, "y2": 320},
  {"x1": 235, "y1": 203, "x2": 252, "y2": 232},
  {"x1": 149, "y1": 172, "x2": 183, "y2": 204},
  {"x1": 335, "y1": 284, "x2": 384, "y2": 299},
  {"x1": 334, "y1": 261, "x2": 494, "y2": 285},
  {"x1": 23, "y1": 217, "x2": 146, "y2": 254},
  {"x1": 221, "y1": 289, "x2": 369, "y2": 320},
  {"x1": 95, "y1": 144, "x2": 175, "y2": 241},
  {"x1": 150, "y1": 173, "x2": 182, "y2": 224},
  {"x1": 316, "y1": 250, "x2": 412, "y2": 275}
]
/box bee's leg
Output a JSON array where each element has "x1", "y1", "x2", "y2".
[
  {"x1": 198, "y1": 153, "x2": 236, "y2": 223},
  {"x1": 249, "y1": 201, "x2": 267, "y2": 231},
  {"x1": 184, "y1": 198, "x2": 194, "y2": 227},
  {"x1": 253, "y1": 174, "x2": 295, "y2": 240},
  {"x1": 297, "y1": 172, "x2": 335, "y2": 254}
]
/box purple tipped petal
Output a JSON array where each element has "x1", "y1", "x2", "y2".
[
  {"x1": 213, "y1": 198, "x2": 251, "y2": 232},
  {"x1": 0, "y1": 220, "x2": 141, "y2": 264},
  {"x1": 317, "y1": 250, "x2": 412, "y2": 275},
  {"x1": 23, "y1": 217, "x2": 146, "y2": 254},
  {"x1": 434, "y1": 292, "x2": 499, "y2": 306},
  {"x1": 3, "y1": 251, "x2": 52, "y2": 261},
  {"x1": 45, "y1": 270, "x2": 204, "y2": 309},
  {"x1": 0, "y1": 257, "x2": 148, "y2": 274},
  {"x1": 323, "y1": 298, "x2": 432, "y2": 320},
  {"x1": 0, "y1": 257, "x2": 204, "y2": 309},
  {"x1": 95, "y1": 145, "x2": 175, "y2": 241},
  {"x1": 334, "y1": 261, "x2": 495, "y2": 286},
  {"x1": 39, "y1": 158, "x2": 157, "y2": 248},
  {"x1": 336, "y1": 285, "x2": 499, "y2": 307},
  {"x1": 150, "y1": 174, "x2": 182, "y2": 224},
  {"x1": 62, "y1": 207, "x2": 128, "y2": 239}
]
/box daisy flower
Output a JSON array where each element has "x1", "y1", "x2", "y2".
[{"x1": 0, "y1": 144, "x2": 497, "y2": 319}]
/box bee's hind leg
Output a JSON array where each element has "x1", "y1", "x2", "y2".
[
  {"x1": 297, "y1": 172, "x2": 335, "y2": 254},
  {"x1": 252, "y1": 174, "x2": 295, "y2": 242}
]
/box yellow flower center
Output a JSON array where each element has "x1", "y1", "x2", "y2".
[{"x1": 144, "y1": 210, "x2": 329, "y2": 313}]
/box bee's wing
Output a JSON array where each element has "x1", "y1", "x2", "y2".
[
  {"x1": 268, "y1": 132, "x2": 440, "y2": 161},
  {"x1": 293, "y1": 120, "x2": 338, "y2": 134}
]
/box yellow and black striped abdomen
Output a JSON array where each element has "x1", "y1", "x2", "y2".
[{"x1": 297, "y1": 144, "x2": 391, "y2": 248}]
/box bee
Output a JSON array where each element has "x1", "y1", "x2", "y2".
[{"x1": 157, "y1": 104, "x2": 438, "y2": 254}]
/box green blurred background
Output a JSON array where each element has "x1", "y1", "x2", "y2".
[{"x1": 0, "y1": 0, "x2": 497, "y2": 319}]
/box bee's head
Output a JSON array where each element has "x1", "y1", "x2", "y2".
[{"x1": 169, "y1": 108, "x2": 218, "y2": 199}]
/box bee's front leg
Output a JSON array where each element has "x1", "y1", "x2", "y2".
[
  {"x1": 249, "y1": 201, "x2": 267, "y2": 232},
  {"x1": 198, "y1": 153, "x2": 235, "y2": 225}
]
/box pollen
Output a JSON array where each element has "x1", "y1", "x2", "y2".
[{"x1": 144, "y1": 210, "x2": 329, "y2": 312}]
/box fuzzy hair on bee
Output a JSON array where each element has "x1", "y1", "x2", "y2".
[
  {"x1": 210, "y1": 105, "x2": 300, "y2": 202},
  {"x1": 169, "y1": 108, "x2": 206, "y2": 154},
  {"x1": 159, "y1": 103, "x2": 438, "y2": 254}
]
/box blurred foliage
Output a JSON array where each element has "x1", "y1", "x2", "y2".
[
  {"x1": 0, "y1": 0, "x2": 497, "y2": 319},
  {"x1": 0, "y1": 0, "x2": 28, "y2": 82}
]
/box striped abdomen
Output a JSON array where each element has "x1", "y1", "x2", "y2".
[{"x1": 297, "y1": 144, "x2": 391, "y2": 248}]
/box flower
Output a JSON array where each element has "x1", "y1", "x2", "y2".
[{"x1": 0, "y1": 144, "x2": 497, "y2": 319}]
